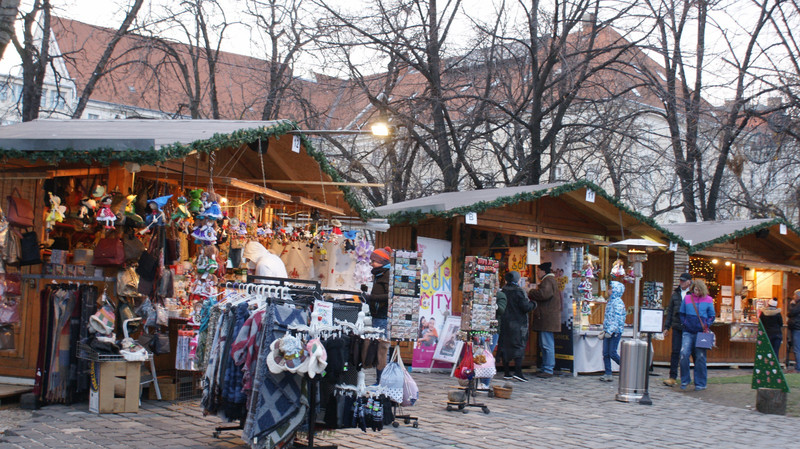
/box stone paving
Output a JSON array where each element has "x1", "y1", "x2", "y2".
[{"x1": 0, "y1": 368, "x2": 795, "y2": 448}]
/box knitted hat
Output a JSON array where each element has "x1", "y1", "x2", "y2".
[
  {"x1": 539, "y1": 262, "x2": 552, "y2": 273},
  {"x1": 769, "y1": 298, "x2": 778, "y2": 308},
  {"x1": 504, "y1": 271, "x2": 520, "y2": 284},
  {"x1": 370, "y1": 246, "x2": 392, "y2": 265},
  {"x1": 306, "y1": 338, "x2": 328, "y2": 379}
]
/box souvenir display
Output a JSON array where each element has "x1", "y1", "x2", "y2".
[
  {"x1": 388, "y1": 250, "x2": 422, "y2": 340},
  {"x1": 460, "y1": 256, "x2": 499, "y2": 333}
]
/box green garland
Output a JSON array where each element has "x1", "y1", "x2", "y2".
[
  {"x1": 686, "y1": 218, "x2": 800, "y2": 254},
  {"x1": 381, "y1": 179, "x2": 688, "y2": 245},
  {"x1": 0, "y1": 120, "x2": 370, "y2": 219}
]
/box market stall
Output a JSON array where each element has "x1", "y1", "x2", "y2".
[
  {"x1": 0, "y1": 119, "x2": 378, "y2": 385},
  {"x1": 372, "y1": 180, "x2": 684, "y2": 375},
  {"x1": 659, "y1": 219, "x2": 800, "y2": 366}
]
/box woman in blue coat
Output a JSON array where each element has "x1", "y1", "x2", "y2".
[{"x1": 679, "y1": 279, "x2": 716, "y2": 390}]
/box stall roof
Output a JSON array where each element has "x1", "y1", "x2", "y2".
[
  {"x1": 374, "y1": 180, "x2": 686, "y2": 244},
  {"x1": 664, "y1": 218, "x2": 800, "y2": 263},
  {"x1": 0, "y1": 119, "x2": 367, "y2": 218}
]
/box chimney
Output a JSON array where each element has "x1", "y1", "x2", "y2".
[{"x1": 767, "y1": 96, "x2": 782, "y2": 110}]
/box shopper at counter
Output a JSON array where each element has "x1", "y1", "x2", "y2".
[
  {"x1": 760, "y1": 298, "x2": 784, "y2": 356},
  {"x1": 663, "y1": 273, "x2": 693, "y2": 387},
  {"x1": 529, "y1": 262, "x2": 562, "y2": 378},
  {"x1": 598, "y1": 281, "x2": 626, "y2": 382},
  {"x1": 498, "y1": 271, "x2": 535, "y2": 382},
  {"x1": 243, "y1": 241, "x2": 288, "y2": 280},
  {"x1": 788, "y1": 290, "x2": 800, "y2": 372},
  {"x1": 679, "y1": 279, "x2": 716, "y2": 391}
]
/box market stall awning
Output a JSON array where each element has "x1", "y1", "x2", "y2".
[
  {"x1": 373, "y1": 180, "x2": 684, "y2": 245},
  {"x1": 664, "y1": 218, "x2": 800, "y2": 270},
  {"x1": 0, "y1": 119, "x2": 367, "y2": 218}
]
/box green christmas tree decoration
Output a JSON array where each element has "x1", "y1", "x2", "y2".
[{"x1": 752, "y1": 320, "x2": 790, "y2": 392}]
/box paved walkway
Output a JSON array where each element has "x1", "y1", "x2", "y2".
[{"x1": 0, "y1": 368, "x2": 794, "y2": 448}]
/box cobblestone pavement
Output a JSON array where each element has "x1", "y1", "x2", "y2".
[{"x1": 0, "y1": 368, "x2": 794, "y2": 448}]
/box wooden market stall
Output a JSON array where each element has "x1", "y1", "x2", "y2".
[
  {"x1": 373, "y1": 180, "x2": 685, "y2": 374},
  {"x1": 0, "y1": 119, "x2": 366, "y2": 382},
  {"x1": 659, "y1": 219, "x2": 800, "y2": 367}
]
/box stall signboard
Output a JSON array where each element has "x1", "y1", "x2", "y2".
[{"x1": 413, "y1": 237, "x2": 453, "y2": 371}]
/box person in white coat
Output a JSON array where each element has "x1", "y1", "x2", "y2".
[{"x1": 243, "y1": 241, "x2": 288, "y2": 281}]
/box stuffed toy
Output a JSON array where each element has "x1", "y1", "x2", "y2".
[
  {"x1": 78, "y1": 196, "x2": 97, "y2": 224},
  {"x1": 582, "y1": 254, "x2": 595, "y2": 279},
  {"x1": 45, "y1": 192, "x2": 67, "y2": 230},
  {"x1": 96, "y1": 194, "x2": 117, "y2": 229},
  {"x1": 188, "y1": 189, "x2": 204, "y2": 214},
  {"x1": 611, "y1": 259, "x2": 626, "y2": 278}
]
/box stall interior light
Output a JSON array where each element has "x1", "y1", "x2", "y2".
[
  {"x1": 724, "y1": 261, "x2": 731, "y2": 266},
  {"x1": 712, "y1": 259, "x2": 719, "y2": 264}
]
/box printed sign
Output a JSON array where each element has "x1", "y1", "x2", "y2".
[
  {"x1": 465, "y1": 212, "x2": 477, "y2": 225},
  {"x1": 413, "y1": 237, "x2": 453, "y2": 371},
  {"x1": 292, "y1": 135, "x2": 301, "y2": 153}
]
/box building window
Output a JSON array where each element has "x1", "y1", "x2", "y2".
[{"x1": 88, "y1": 113, "x2": 100, "y2": 120}]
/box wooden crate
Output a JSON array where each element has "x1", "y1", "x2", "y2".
[
  {"x1": 90, "y1": 361, "x2": 141, "y2": 413},
  {"x1": 148, "y1": 376, "x2": 178, "y2": 401}
]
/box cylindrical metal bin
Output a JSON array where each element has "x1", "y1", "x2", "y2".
[{"x1": 616, "y1": 338, "x2": 648, "y2": 402}]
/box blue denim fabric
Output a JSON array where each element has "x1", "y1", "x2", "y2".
[
  {"x1": 602, "y1": 333, "x2": 622, "y2": 376},
  {"x1": 793, "y1": 330, "x2": 800, "y2": 368},
  {"x1": 539, "y1": 331, "x2": 555, "y2": 374},
  {"x1": 769, "y1": 335, "x2": 782, "y2": 357},
  {"x1": 680, "y1": 331, "x2": 708, "y2": 388}
]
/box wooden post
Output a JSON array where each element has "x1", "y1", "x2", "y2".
[{"x1": 756, "y1": 388, "x2": 787, "y2": 415}]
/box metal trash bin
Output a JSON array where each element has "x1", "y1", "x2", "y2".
[{"x1": 616, "y1": 338, "x2": 648, "y2": 402}]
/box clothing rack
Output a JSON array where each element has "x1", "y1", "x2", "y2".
[{"x1": 210, "y1": 278, "x2": 337, "y2": 447}]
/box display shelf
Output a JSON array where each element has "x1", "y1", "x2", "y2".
[
  {"x1": 77, "y1": 342, "x2": 127, "y2": 362},
  {"x1": 21, "y1": 274, "x2": 116, "y2": 283}
]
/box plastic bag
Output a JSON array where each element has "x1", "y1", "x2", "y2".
[
  {"x1": 379, "y1": 346, "x2": 405, "y2": 403},
  {"x1": 454, "y1": 343, "x2": 475, "y2": 380},
  {"x1": 395, "y1": 351, "x2": 418, "y2": 406}
]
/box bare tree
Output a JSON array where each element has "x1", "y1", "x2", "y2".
[
  {"x1": 0, "y1": 0, "x2": 19, "y2": 60},
  {"x1": 11, "y1": 0, "x2": 51, "y2": 122}
]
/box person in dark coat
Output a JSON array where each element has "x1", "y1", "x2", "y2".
[
  {"x1": 788, "y1": 289, "x2": 800, "y2": 372},
  {"x1": 529, "y1": 262, "x2": 562, "y2": 378},
  {"x1": 760, "y1": 298, "x2": 784, "y2": 356},
  {"x1": 663, "y1": 272, "x2": 692, "y2": 386},
  {"x1": 497, "y1": 271, "x2": 536, "y2": 382},
  {"x1": 362, "y1": 246, "x2": 392, "y2": 382}
]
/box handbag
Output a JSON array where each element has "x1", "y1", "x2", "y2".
[
  {"x1": 152, "y1": 332, "x2": 171, "y2": 355},
  {"x1": 19, "y1": 231, "x2": 42, "y2": 266},
  {"x1": 6, "y1": 187, "x2": 34, "y2": 227},
  {"x1": 3, "y1": 228, "x2": 20, "y2": 265},
  {"x1": 0, "y1": 298, "x2": 20, "y2": 324},
  {"x1": 92, "y1": 237, "x2": 124, "y2": 267},
  {"x1": 123, "y1": 234, "x2": 145, "y2": 263},
  {"x1": 690, "y1": 296, "x2": 715, "y2": 349}
]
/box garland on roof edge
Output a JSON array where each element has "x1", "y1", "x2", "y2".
[{"x1": 0, "y1": 120, "x2": 370, "y2": 219}]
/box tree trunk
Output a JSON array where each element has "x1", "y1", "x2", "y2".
[{"x1": 756, "y1": 388, "x2": 786, "y2": 415}]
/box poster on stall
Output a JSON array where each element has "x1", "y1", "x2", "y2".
[
  {"x1": 413, "y1": 237, "x2": 453, "y2": 371},
  {"x1": 508, "y1": 246, "x2": 532, "y2": 279}
]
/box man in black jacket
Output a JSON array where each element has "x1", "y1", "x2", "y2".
[
  {"x1": 787, "y1": 289, "x2": 800, "y2": 372},
  {"x1": 663, "y1": 272, "x2": 692, "y2": 386}
]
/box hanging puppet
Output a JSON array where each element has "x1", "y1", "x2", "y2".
[
  {"x1": 96, "y1": 194, "x2": 117, "y2": 229},
  {"x1": 171, "y1": 196, "x2": 192, "y2": 232},
  {"x1": 188, "y1": 189, "x2": 204, "y2": 215},
  {"x1": 140, "y1": 195, "x2": 172, "y2": 234},
  {"x1": 45, "y1": 192, "x2": 67, "y2": 230}
]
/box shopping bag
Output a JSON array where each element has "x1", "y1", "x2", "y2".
[
  {"x1": 454, "y1": 343, "x2": 475, "y2": 380},
  {"x1": 473, "y1": 346, "x2": 497, "y2": 379},
  {"x1": 379, "y1": 346, "x2": 405, "y2": 403},
  {"x1": 696, "y1": 331, "x2": 715, "y2": 349}
]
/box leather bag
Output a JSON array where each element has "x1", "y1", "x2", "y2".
[
  {"x1": 92, "y1": 237, "x2": 124, "y2": 267},
  {"x1": 6, "y1": 187, "x2": 34, "y2": 227},
  {"x1": 19, "y1": 231, "x2": 42, "y2": 266}
]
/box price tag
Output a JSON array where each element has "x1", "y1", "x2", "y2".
[
  {"x1": 292, "y1": 135, "x2": 301, "y2": 153},
  {"x1": 585, "y1": 189, "x2": 596, "y2": 203},
  {"x1": 465, "y1": 212, "x2": 477, "y2": 225}
]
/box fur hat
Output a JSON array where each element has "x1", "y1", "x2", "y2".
[
  {"x1": 370, "y1": 246, "x2": 392, "y2": 265},
  {"x1": 504, "y1": 271, "x2": 520, "y2": 284}
]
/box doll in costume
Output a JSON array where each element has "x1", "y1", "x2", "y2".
[
  {"x1": 140, "y1": 195, "x2": 172, "y2": 234},
  {"x1": 171, "y1": 196, "x2": 192, "y2": 232},
  {"x1": 45, "y1": 192, "x2": 67, "y2": 230},
  {"x1": 96, "y1": 194, "x2": 117, "y2": 229},
  {"x1": 582, "y1": 254, "x2": 595, "y2": 279},
  {"x1": 610, "y1": 259, "x2": 625, "y2": 278}
]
